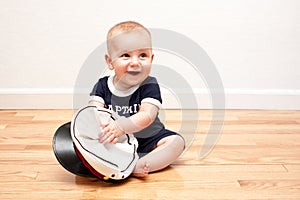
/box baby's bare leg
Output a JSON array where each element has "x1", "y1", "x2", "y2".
[{"x1": 132, "y1": 135, "x2": 185, "y2": 177}]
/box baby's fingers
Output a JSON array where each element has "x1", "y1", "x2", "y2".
[
  {"x1": 98, "y1": 130, "x2": 104, "y2": 138},
  {"x1": 100, "y1": 133, "x2": 115, "y2": 144},
  {"x1": 111, "y1": 137, "x2": 119, "y2": 144}
]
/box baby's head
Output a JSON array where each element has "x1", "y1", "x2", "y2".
[
  {"x1": 105, "y1": 21, "x2": 154, "y2": 90},
  {"x1": 106, "y1": 21, "x2": 152, "y2": 58}
]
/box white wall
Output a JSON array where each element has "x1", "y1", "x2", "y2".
[{"x1": 0, "y1": 0, "x2": 299, "y2": 109}]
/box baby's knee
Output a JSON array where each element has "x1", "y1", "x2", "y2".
[
  {"x1": 167, "y1": 134, "x2": 185, "y2": 151},
  {"x1": 175, "y1": 134, "x2": 185, "y2": 150}
]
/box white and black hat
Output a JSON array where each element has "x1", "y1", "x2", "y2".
[{"x1": 52, "y1": 106, "x2": 139, "y2": 181}]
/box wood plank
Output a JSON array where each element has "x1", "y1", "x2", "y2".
[
  {"x1": 238, "y1": 179, "x2": 300, "y2": 189},
  {"x1": 0, "y1": 109, "x2": 300, "y2": 200}
]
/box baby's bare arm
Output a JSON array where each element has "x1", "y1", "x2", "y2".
[
  {"x1": 117, "y1": 102, "x2": 159, "y2": 133},
  {"x1": 100, "y1": 103, "x2": 158, "y2": 144}
]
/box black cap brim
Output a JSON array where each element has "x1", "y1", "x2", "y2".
[{"x1": 52, "y1": 122, "x2": 95, "y2": 178}]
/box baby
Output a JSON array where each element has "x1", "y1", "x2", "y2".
[{"x1": 89, "y1": 21, "x2": 185, "y2": 177}]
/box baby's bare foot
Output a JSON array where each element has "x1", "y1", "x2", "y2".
[{"x1": 132, "y1": 162, "x2": 150, "y2": 178}]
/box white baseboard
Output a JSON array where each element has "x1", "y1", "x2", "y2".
[
  {"x1": 0, "y1": 88, "x2": 299, "y2": 110},
  {"x1": 0, "y1": 88, "x2": 73, "y2": 109}
]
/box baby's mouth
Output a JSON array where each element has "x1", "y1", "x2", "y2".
[{"x1": 127, "y1": 71, "x2": 141, "y2": 76}]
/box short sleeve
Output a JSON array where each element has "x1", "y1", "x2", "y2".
[
  {"x1": 89, "y1": 77, "x2": 109, "y2": 104},
  {"x1": 139, "y1": 77, "x2": 162, "y2": 109}
]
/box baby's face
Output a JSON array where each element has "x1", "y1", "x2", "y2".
[{"x1": 106, "y1": 29, "x2": 153, "y2": 90}]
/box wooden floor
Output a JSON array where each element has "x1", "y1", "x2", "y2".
[{"x1": 0, "y1": 109, "x2": 299, "y2": 200}]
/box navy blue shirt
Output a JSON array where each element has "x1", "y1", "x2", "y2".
[{"x1": 90, "y1": 75, "x2": 165, "y2": 138}]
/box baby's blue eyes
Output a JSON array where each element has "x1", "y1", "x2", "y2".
[
  {"x1": 121, "y1": 53, "x2": 130, "y2": 58},
  {"x1": 120, "y1": 53, "x2": 148, "y2": 58},
  {"x1": 139, "y1": 53, "x2": 147, "y2": 58}
]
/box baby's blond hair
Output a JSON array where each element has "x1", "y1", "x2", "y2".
[
  {"x1": 107, "y1": 21, "x2": 151, "y2": 41},
  {"x1": 106, "y1": 21, "x2": 151, "y2": 55}
]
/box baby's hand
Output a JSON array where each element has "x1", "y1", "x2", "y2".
[{"x1": 98, "y1": 120, "x2": 125, "y2": 144}]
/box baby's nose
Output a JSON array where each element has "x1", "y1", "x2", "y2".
[{"x1": 130, "y1": 56, "x2": 139, "y2": 66}]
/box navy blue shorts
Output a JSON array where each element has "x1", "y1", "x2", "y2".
[{"x1": 136, "y1": 129, "x2": 183, "y2": 157}]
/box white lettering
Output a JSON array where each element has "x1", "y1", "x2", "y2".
[
  {"x1": 126, "y1": 106, "x2": 133, "y2": 114},
  {"x1": 106, "y1": 104, "x2": 140, "y2": 115},
  {"x1": 115, "y1": 105, "x2": 122, "y2": 113},
  {"x1": 134, "y1": 104, "x2": 138, "y2": 113}
]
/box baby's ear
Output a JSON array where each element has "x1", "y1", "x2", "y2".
[{"x1": 105, "y1": 54, "x2": 113, "y2": 69}]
